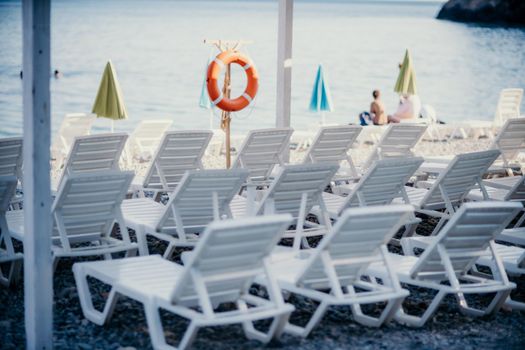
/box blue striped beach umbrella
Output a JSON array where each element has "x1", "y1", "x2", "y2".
[
  {"x1": 199, "y1": 58, "x2": 214, "y2": 129},
  {"x1": 309, "y1": 64, "x2": 334, "y2": 125}
]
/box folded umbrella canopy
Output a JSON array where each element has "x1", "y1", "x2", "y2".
[
  {"x1": 394, "y1": 49, "x2": 418, "y2": 96},
  {"x1": 199, "y1": 58, "x2": 214, "y2": 129},
  {"x1": 92, "y1": 60, "x2": 128, "y2": 132},
  {"x1": 309, "y1": 64, "x2": 334, "y2": 125}
]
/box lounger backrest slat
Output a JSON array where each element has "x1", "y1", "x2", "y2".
[
  {"x1": 303, "y1": 125, "x2": 362, "y2": 164},
  {"x1": 158, "y1": 169, "x2": 249, "y2": 232},
  {"x1": 170, "y1": 214, "x2": 291, "y2": 304},
  {"x1": 63, "y1": 133, "x2": 128, "y2": 176},
  {"x1": 52, "y1": 171, "x2": 134, "y2": 245},
  {"x1": 362, "y1": 124, "x2": 427, "y2": 169},
  {"x1": 0, "y1": 176, "x2": 17, "y2": 212},
  {"x1": 142, "y1": 130, "x2": 212, "y2": 191},
  {"x1": 343, "y1": 157, "x2": 423, "y2": 210},
  {"x1": 410, "y1": 202, "x2": 522, "y2": 281},
  {"x1": 491, "y1": 118, "x2": 525, "y2": 165},
  {"x1": 257, "y1": 164, "x2": 339, "y2": 218},
  {"x1": 128, "y1": 120, "x2": 173, "y2": 154},
  {"x1": 0, "y1": 137, "x2": 23, "y2": 178},
  {"x1": 232, "y1": 128, "x2": 293, "y2": 181},
  {"x1": 422, "y1": 150, "x2": 500, "y2": 208},
  {"x1": 495, "y1": 88, "x2": 523, "y2": 125},
  {"x1": 298, "y1": 205, "x2": 413, "y2": 289}
]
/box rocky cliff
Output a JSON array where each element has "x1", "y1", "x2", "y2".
[{"x1": 437, "y1": 0, "x2": 525, "y2": 27}]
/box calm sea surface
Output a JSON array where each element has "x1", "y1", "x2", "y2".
[{"x1": 0, "y1": 0, "x2": 524, "y2": 137}]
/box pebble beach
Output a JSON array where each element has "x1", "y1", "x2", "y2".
[{"x1": 1, "y1": 216, "x2": 524, "y2": 350}]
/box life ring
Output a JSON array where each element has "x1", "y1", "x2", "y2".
[{"x1": 207, "y1": 50, "x2": 259, "y2": 112}]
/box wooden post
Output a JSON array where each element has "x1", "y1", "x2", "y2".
[
  {"x1": 204, "y1": 39, "x2": 252, "y2": 168},
  {"x1": 221, "y1": 63, "x2": 232, "y2": 168},
  {"x1": 276, "y1": 0, "x2": 294, "y2": 160},
  {"x1": 22, "y1": 0, "x2": 53, "y2": 349}
]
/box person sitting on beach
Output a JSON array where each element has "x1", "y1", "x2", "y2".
[
  {"x1": 370, "y1": 90, "x2": 387, "y2": 125},
  {"x1": 388, "y1": 94, "x2": 421, "y2": 123}
]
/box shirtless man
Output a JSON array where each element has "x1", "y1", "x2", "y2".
[{"x1": 370, "y1": 90, "x2": 387, "y2": 125}]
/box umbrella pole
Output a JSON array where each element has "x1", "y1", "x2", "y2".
[
  {"x1": 221, "y1": 63, "x2": 232, "y2": 168},
  {"x1": 321, "y1": 111, "x2": 326, "y2": 125}
]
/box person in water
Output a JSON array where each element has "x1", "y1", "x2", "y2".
[
  {"x1": 370, "y1": 90, "x2": 387, "y2": 125},
  {"x1": 54, "y1": 69, "x2": 62, "y2": 78}
]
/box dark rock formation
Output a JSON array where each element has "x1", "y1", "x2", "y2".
[{"x1": 437, "y1": 0, "x2": 525, "y2": 27}]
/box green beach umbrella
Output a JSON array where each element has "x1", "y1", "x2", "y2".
[
  {"x1": 92, "y1": 60, "x2": 128, "y2": 131},
  {"x1": 394, "y1": 49, "x2": 417, "y2": 96}
]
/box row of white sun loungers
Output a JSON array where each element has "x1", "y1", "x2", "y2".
[
  {"x1": 5, "y1": 117, "x2": 525, "y2": 196},
  {"x1": 1, "y1": 119, "x2": 525, "y2": 349}
]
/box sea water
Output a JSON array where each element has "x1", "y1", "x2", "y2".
[{"x1": 0, "y1": 0, "x2": 524, "y2": 137}]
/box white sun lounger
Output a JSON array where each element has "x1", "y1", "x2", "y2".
[
  {"x1": 490, "y1": 118, "x2": 525, "y2": 170},
  {"x1": 481, "y1": 175, "x2": 525, "y2": 241},
  {"x1": 52, "y1": 133, "x2": 128, "y2": 193},
  {"x1": 0, "y1": 137, "x2": 24, "y2": 208},
  {"x1": 366, "y1": 201, "x2": 520, "y2": 327},
  {"x1": 0, "y1": 176, "x2": 23, "y2": 287},
  {"x1": 231, "y1": 128, "x2": 293, "y2": 184},
  {"x1": 51, "y1": 113, "x2": 96, "y2": 166},
  {"x1": 468, "y1": 173, "x2": 525, "y2": 203},
  {"x1": 359, "y1": 124, "x2": 427, "y2": 172},
  {"x1": 448, "y1": 88, "x2": 523, "y2": 139},
  {"x1": 0, "y1": 137, "x2": 23, "y2": 179},
  {"x1": 422, "y1": 118, "x2": 525, "y2": 175},
  {"x1": 321, "y1": 157, "x2": 424, "y2": 219},
  {"x1": 467, "y1": 174, "x2": 525, "y2": 257},
  {"x1": 259, "y1": 205, "x2": 413, "y2": 337},
  {"x1": 122, "y1": 169, "x2": 249, "y2": 257},
  {"x1": 73, "y1": 215, "x2": 295, "y2": 350},
  {"x1": 7, "y1": 171, "x2": 138, "y2": 269},
  {"x1": 231, "y1": 163, "x2": 339, "y2": 250},
  {"x1": 401, "y1": 200, "x2": 525, "y2": 312},
  {"x1": 131, "y1": 130, "x2": 213, "y2": 198},
  {"x1": 125, "y1": 119, "x2": 173, "y2": 163},
  {"x1": 475, "y1": 243, "x2": 525, "y2": 310},
  {"x1": 494, "y1": 88, "x2": 523, "y2": 126},
  {"x1": 398, "y1": 150, "x2": 501, "y2": 235},
  {"x1": 301, "y1": 125, "x2": 362, "y2": 178}
]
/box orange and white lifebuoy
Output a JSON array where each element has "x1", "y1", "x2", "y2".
[{"x1": 206, "y1": 50, "x2": 259, "y2": 112}]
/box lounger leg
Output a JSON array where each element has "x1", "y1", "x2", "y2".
[
  {"x1": 284, "y1": 299, "x2": 329, "y2": 338},
  {"x1": 136, "y1": 227, "x2": 150, "y2": 256},
  {"x1": 238, "y1": 300, "x2": 291, "y2": 343},
  {"x1": 0, "y1": 258, "x2": 22, "y2": 287},
  {"x1": 395, "y1": 290, "x2": 447, "y2": 327},
  {"x1": 163, "y1": 242, "x2": 176, "y2": 260},
  {"x1": 505, "y1": 297, "x2": 525, "y2": 311},
  {"x1": 73, "y1": 266, "x2": 119, "y2": 325},
  {"x1": 455, "y1": 289, "x2": 511, "y2": 317},
  {"x1": 350, "y1": 286, "x2": 405, "y2": 327},
  {"x1": 144, "y1": 301, "x2": 198, "y2": 350},
  {"x1": 52, "y1": 256, "x2": 60, "y2": 273}
]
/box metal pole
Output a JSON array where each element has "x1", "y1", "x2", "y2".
[
  {"x1": 22, "y1": 0, "x2": 53, "y2": 348},
  {"x1": 276, "y1": 0, "x2": 293, "y2": 160}
]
